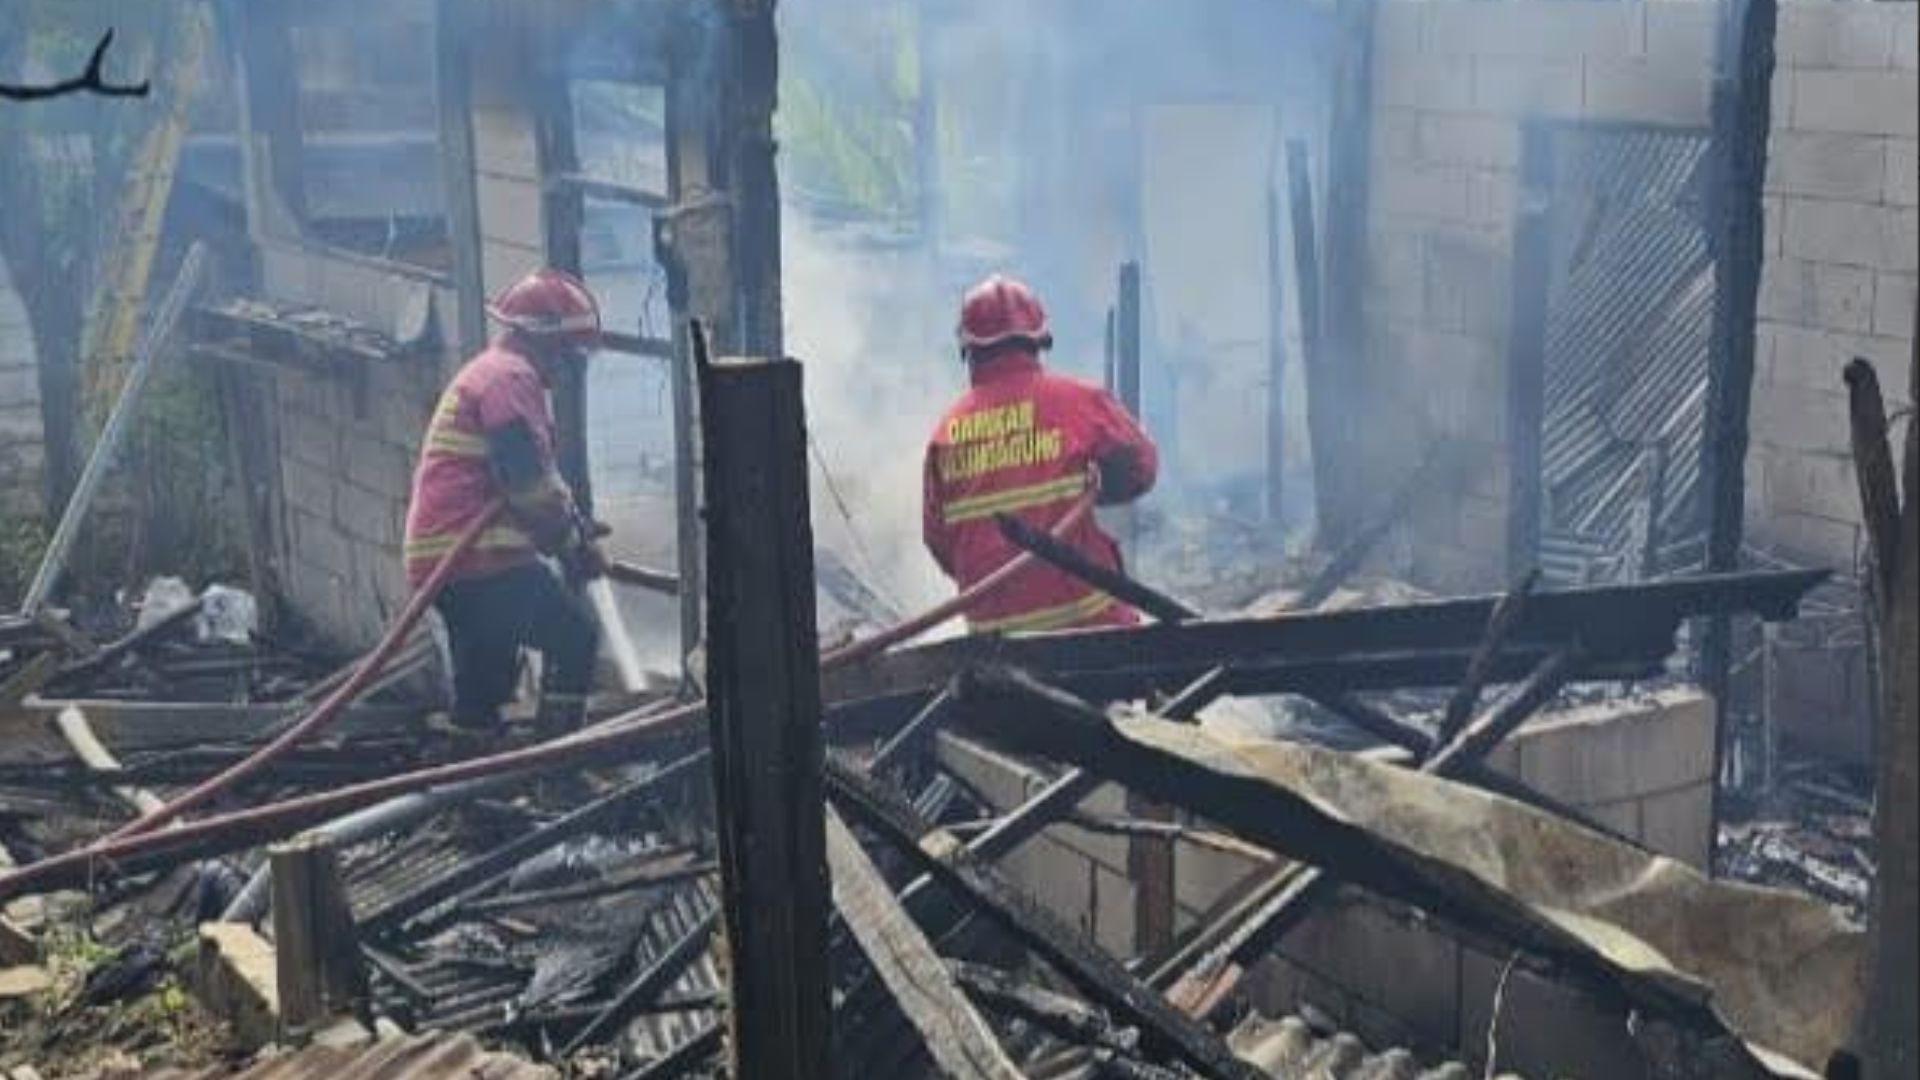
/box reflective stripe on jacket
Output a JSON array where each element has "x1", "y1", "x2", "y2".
[
  {"x1": 922, "y1": 350, "x2": 1159, "y2": 634},
  {"x1": 403, "y1": 344, "x2": 575, "y2": 589}
]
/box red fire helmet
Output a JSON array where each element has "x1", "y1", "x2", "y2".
[
  {"x1": 486, "y1": 268, "x2": 603, "y2": 348},
  {"x1": 957, "y1": 274, "x2": 1052, "y2": 354}
]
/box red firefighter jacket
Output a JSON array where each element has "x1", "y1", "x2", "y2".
[
  {"x1": 922, "y1": 350, "x2": 1159, "y2": 634},
  {"x1": 403, "y1": 344, "x2": 577, "y2": 589}
]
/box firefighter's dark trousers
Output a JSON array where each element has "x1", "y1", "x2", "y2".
[{"x1": 434, "y1": 562, "x2": 598, "y2": 732}]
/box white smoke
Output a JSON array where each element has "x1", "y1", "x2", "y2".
[{"x1": 782, "y1": 212, "x2": 962, "y2": 621}]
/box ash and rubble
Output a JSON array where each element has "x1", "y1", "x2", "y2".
[{"x1": 0, "y1": 506, "x2": 1878, "y2": 1080}]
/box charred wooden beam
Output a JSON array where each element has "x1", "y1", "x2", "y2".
[
  {"x1": 699, "y1": 353, "x2": 831, "y2": 1079},
  {"x1": 1851, "y1": 353, "x2": 1919, "y2": 1080},
  {"x1": 1435, "y1": 570, "x2": 1539, "y2": 745},
  {"x1": 1116, "y1": 261, "x2": 1143, "y2": 559},
  {"x1": 1315, "y1": 0, "x2": 1378, "y2": 548},
  {"x1": 825, "y1": 806, "x2": 1027, "y2": 1080},
  {"x1": 1310, "y1": 693, "x2": 1647, "y2": 850},
  {"x1": 953, "y1": 666, "x2": 1581, "y2": 962},
  {"x1": 949, "y1": 961, "x2": 1143, "y2": 1060},
  {"x1": 271, "y1": 834, "x2": 364, "y2": 1033},
  {"x1": 560, "y1": 908, "x2": 719, "y2": 1056},
  {"x1": 995, "y1": 516, "x2": 1194, "y2": 624},
  {"x1": 824, "y1": 759, "x2": 1268, "y2": 1080},
  {"x1": 953, "y1": 963, "x2": 1188, "y2": 1079},
  {"x1": 1847, "y1": 361, "x2": 1901, "y2": 604},
  {"x1": 894, "y1": 662, "x2": 1228, "y2": 926},
  {"x1": 1170, "y1": 649, "x2": 1578, "y2": 1000},
  {"x1": 823, "y1": 570, "x2": 1823, "y2": 720}
]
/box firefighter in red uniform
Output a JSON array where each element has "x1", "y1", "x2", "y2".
[
  {"x1": 923, "y1": 275, "x2": 1159, "y2": 633},
  {"x1": 404, "y1": 268, "x2": 607, "y2": 738}
]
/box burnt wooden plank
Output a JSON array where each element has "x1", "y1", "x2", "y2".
[
  {"x1": 995, "y1": 514, "x2": 1194, "y2": 624},
  {"x1": 824, "y1": 759, "x2": 1267, "y2": 1080},
  {"x1": 271, "y1": 833, "x2": 364, "y2": 1033},
  {"x1": 824, "y1": 806, "x2": 1027, "y2": 1080},
  {"x1": 1506, "y1": 122, "x2": 1554, "y2": 580},
  {"x1": 699, "y1": 354, "x2": 831, "y2": 1080},
  {"x1": 1435, "y1": 569, "x2": 1540, "y2": 745},
  {"x1": 951, "y1": 962, "x2": 1185, "y2": 1080},
  {"x1": 1699, "y1": 0, "x2": 1779, "y2": 848},
  {"x1": 820, "y1": 570, "x2": 1822, "y2": 717},
  {"x1": 1857, "y1": 323, "x2": 1919, "y2": 1080},
  {"x1": 560, "y1": 908, "x2": 718, "y2": 1055},
  {"x1": 1314, "y1": 0, "x2": 1378, "y2": 545}
]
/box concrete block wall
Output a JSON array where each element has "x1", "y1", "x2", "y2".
[
  {"x1": 470, "y1": 43, "x2": 548, "y2": 305},
  {"x1": 1363, "y1": 0, "x2": 1720, "y2": 594},
  {"x1": 943, "y1": 687, "x2": 1716, "y2": 1069},
  {"x1": 1749, "y1": 1, "x2": 1917, "y2": 572},
  {"x1": 249, "y1": 240, "x2": 460, "y2": 648},
  {"x1": 0, "y1": 261, "x2": 43, "y2": 523},
  {"x1": 269, "y1": 360, "x2": 439, "y2": 648}
]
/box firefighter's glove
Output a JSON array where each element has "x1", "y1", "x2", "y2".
[{"x1": 562, "y1": 537, "x2": 610, "y2": 586}]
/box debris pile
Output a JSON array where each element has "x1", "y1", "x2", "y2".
[{"x1": 0, "y1": 547, "x2": 1871, "y2": 1080}]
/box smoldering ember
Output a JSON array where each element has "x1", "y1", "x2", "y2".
[{"x1": 0, "y1": 1, "x2": 1914, "y2": 1079}]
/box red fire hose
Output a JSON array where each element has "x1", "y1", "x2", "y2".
[
  {"x1": 0, "y1": 490, "x2": 1097, "y2": 900},
  {"x1": 103, "y1": 500, "x2": 507, "y2": 842}
]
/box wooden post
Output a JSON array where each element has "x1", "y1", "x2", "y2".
[
  {"x1": 537, "y1": 63, "x2": 593, "y2": 517},
  {"x1": 1116, "y1": 261, "x2": 1173, "y2": 954},
  {"x1": 1265, "y1": 159, "x2": 1289, "y2": 527},
  {"x1": 1699, "y1": 0, "x2": 1778, "y2": 856},
  {"x1": 700, "y1": 354, "x2": 831, "y2": 1080},
  {"x1": 824, "y1": 806, "x2": 1025, "y2": 1080},
  {"x1": 270, "y1": 834, "x2": 364, "y2": 1036},
  {"x1": 228, "y1": 0, "x2": 307, "y2": 239},
  {"x1": 1505, "y1": 122, "x2": 1554, "y2": 581},
  {"x1": 1847, "y1": 353, "x2": 1917, "y2": 1080},
  {"x1": 1284, "y1": 138, "x2": 1322, "y2": 529},
  {"x1": 433, "y1": 0, "x2": 487, "y2": 357},
  {"x1": 1115, "y1": 261, "x2": 1144, "y2": 560},
  {"x1": 1316, "y1": 0, "x2": 1378, "y2": 547}
]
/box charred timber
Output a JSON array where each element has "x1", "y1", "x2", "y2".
[
  {"x1": 824, "y1": 806, "x2": 1027, "y2": 1080},
  {"x1": 823, "y1": 569, "x2": 1823, "y2": 719},
  {"x1": 995, "y1": 514, "x2": 1195, "y2": 624},
  {"x1": 560, "y1": 908, "x2": 719, "y2": 1055},
  {"x1": 1435, "y1": 570, "x2": 1539, "y2": 745},
  {"x1": 951, "y1": 666, "x2": 1721, "y2": 1030},
  {"x1": 825, "y1": 759, "x2": 1268, "y2": 1080}
]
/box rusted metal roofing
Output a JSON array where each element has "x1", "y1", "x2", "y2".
[{"x1": 131, "y1": 1034, "x2": 553, "y2": 1080}]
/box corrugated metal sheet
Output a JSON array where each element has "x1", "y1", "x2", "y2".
[
  {"x1": 1538, "y1": 126, "x2": 1716, "y2": 584},
  {"x1": 1230, "y1": 1013, "x2": 1493, "y2": 1079},
  {"x1": 133, "y1": 1034, "x2": 553, "y2": 1080}
]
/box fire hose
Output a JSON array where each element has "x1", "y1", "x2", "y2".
[
  {"x1": 103, "y1": 500, "x2": 509, "y2": 842},
  {"x1": 0, "y1": 489, "x2": 1099, "y2": 901}
]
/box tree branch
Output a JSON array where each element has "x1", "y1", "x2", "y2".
[{"x1": 0, "y1": 30, "x2": 150, "y2": 102}]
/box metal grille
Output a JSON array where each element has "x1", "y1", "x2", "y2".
[{"x1": 1538, "y1": 125, "x2": 1716, "y2": 585}]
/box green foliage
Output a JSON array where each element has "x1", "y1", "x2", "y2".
[
  {"x1": 0, "y1": 513, "x2": 48, "y2": 604},
  {"x1": 775, "y1": 0, "x2": 921, "y2": 222},
  {"x1": 3, "y1": 5, "x2": 245, "y2": 601}
]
